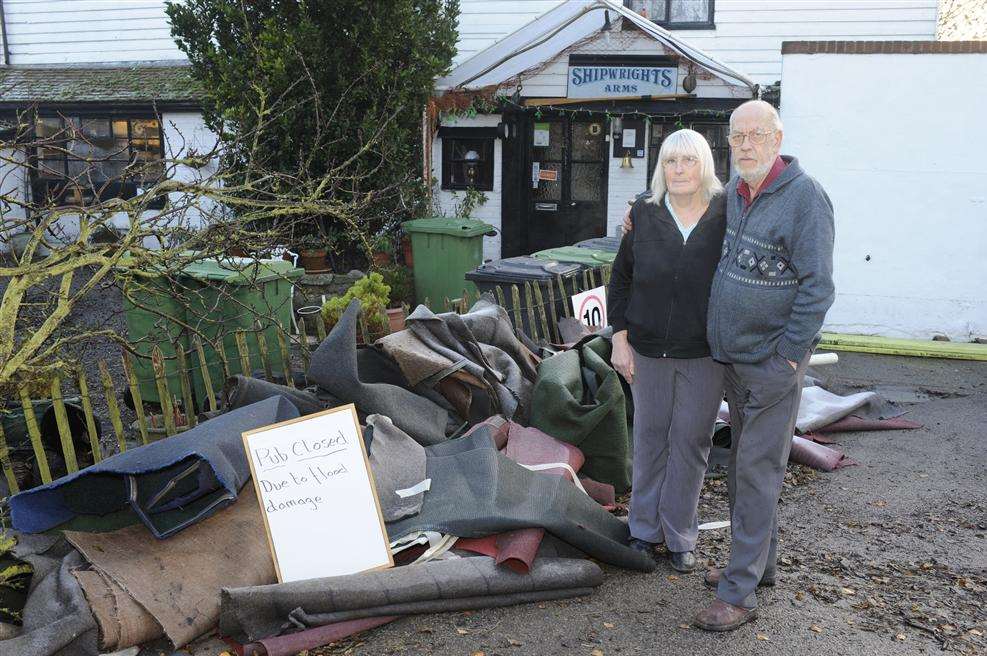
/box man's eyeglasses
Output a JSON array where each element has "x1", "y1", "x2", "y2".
[
  {"x1": 662, "y1": 155, "x2": 699, "y2": 169},
  {"x1": 727, "y1": 130, "x2": 775, "y2": 147}
]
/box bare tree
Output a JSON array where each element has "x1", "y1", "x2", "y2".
[{"x1": 0, "y1": 79, "x2": 410, "y2": 393}]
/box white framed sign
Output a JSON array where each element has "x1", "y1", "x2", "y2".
[
  {"x1": 242, "y1": 404, "x2": 393, "y2": 583},
  {"x1": 567, "y1": 65, "x2": 678, "y2": 98},
  {"x1": 571, "y1": 286, "x2": 608, "y2": 329}
]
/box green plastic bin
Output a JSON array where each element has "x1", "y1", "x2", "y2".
[
  {"x1": 532, "y1": 245, "x2": 616, "y2": 269},
  {"x1": 121, "y1": 255, "x2": 303, "y2": 407},
  {"x1": 121, "y1": 265, "x2": 195, "y2": 406},
  {"x1": 402, "y1": 217, "x2": 496, "y2": 311},
  {"x1": 181, "y1": 258, "x2": 303, "y2": 404}
]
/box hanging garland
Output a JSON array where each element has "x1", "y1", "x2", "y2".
[{"x1": 435, "y1": 90, "x2": 736, "y2": 126}]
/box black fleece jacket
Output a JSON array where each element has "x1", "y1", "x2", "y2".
[{"x1": 607, "y1": 193, "x2": 726, "y2": 359}]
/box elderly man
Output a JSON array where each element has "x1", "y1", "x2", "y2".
[{"x1": 624, "y1": 99, "x2": 835, "y2": 630}]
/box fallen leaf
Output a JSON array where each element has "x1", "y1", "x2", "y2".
[
  {"x1": 841, "y1": 587, "x2": 856, "y2": 595},
  {"x1": 667, "y1": 575, "x2": 679, "y2": 581},
  {"x1": 471, "y1": 651, "x2": 485, "y2": 656},
  {"x1": 456, "y1": 628, "x2": 468, "y2": 635},
  {"x1": 810, "y1": 625, "x2": 822, "y2": 633},
  {"x1": 896, "y1": 634, "x2": 907, "y2": 641},
  {"x1": 678, "y1": 624, "x2": 690, "y2": 629},
  {"x1": 794, "y1": 591, "x2": 805, "y2": 601},
  {"x1": 591, "y1": 649, "x2": 605, "y2": 656},
  {"x1": 968, "y1": 629, "x2": 984, "y2": 637},
  {"x1": 603, "y1": 622, "x2": 615, "y2": 629},
  {"x1": 756, "y1": 633, "x2": 769, "y2": 641}
]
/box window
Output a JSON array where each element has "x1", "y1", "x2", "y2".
[
  {"x1": 647, "y1": 120, "x2": 730, "y2": 185},
  {"x1": 32, "y1": 115, "x2": 165, "y2": 207},
  {"x1": 440, "y1": 132, "x2": 494, "y2": 191},
  {"x1": 625, "y1": 0, "x2": 714, "y2": 29},
  {"x1": 691, "y1": 123, "x2": 730, "y2": 183}
]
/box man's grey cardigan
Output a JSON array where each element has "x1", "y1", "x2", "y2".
[{"x1": 707, "y1": 155, "x2": 835, "y2": 364}]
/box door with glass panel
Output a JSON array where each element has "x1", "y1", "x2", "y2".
[{"x1": 525, "y1": 116, "x2": 608, "y2": 253}]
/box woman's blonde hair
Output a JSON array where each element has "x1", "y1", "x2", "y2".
[{"x1": 647, "y1": 128, "x2": 723, "y2": 204}]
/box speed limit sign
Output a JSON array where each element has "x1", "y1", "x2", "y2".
[{"x1": 571, "y1": 286, "x2": 607, "y2": 329}]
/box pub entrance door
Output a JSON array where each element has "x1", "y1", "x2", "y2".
[{"x1": 520, "y1": 115, "x2": 609, "y2": 254}]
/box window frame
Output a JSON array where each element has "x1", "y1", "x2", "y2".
[
  {"x1": 647, "y1": 120, "x2": 730, "y2": 185},
  {"x1": 29, "y1": 111, "x2": 166, "y2": 209},
  {"x1": 439, "y1": 127, "x2": 496, "y2": 192},
  {"x1": 624, "y1": 0, "x2": 716, "y2": 30}
]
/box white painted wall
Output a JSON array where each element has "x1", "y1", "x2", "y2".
[
  {"x1": 2, "y1": 0, "x2": 187, "y2": 65},
  {"x1": 781, "y1": 51, "x2": 987, "y2": 341},
  {"x1": 676, "y1": 0, "x2": 939, "y2": 84},
  {"x1": 161, "y1": 111, "x2": 220, "y2": 231},
  {"x1": 455, "y1": 0, "x2": 566, "y2": 65},
  {"x1": 605, "y1": 122, "x2": 649, "y2": 238},
  {"x1": 451, "y1": 0, "x2": 938, "y2": 87},
  {"x1": 517, "y1": 24, "x2": 752, "y2": 98},
  {"x1": 430, "y1": 115, "x2": 504, "y2": 262},
  {"x1": 0, "y1": 147, "x2": 30, "y2": 253}
]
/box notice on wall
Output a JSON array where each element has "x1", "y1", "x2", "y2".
[
  {"x1": 533, "y1": 122, "x2": 551, "y2": 147},
  {"x1": 571, "y1": 286, "x2": 608, "y2": 330},
  {"x1": 242, "y1": 404, "x2": 393, "y2": 583}
]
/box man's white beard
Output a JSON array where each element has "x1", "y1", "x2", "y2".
[{"x1": 734, "y1": 159, "x2": 773, "y2": 185}]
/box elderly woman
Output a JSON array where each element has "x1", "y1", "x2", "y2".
[{"x1": 607, "y1": 128, "x2": 726, "y2": 572}]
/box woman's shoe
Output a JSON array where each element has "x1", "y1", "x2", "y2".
[
  {"x1": 627, "y1": 538, "x2": 658, "y2": 559},
  {"x1": 670, "y1": 550, "x2": 697, "y2": 572}
]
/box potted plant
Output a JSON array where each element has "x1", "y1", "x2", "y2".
[
  {"x1": 377, "y1": 263, "x2": 415, "y2": 332},
  {"x1": 368, "y1": 233, "x2": 394, "y2": 268},
  {"x1": 296, "y1": 233, "x2": 329, "y2": 273},
  {"x1": 321, "y1": 272, "x2": 392, "y2": 341}
]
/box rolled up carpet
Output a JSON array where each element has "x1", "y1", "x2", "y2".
[
  {"x1": 65, "y1": 485, "x2": 276, "y2": 650},
  {"x1": 386, "y1": 427, "x2": 653, "y2": 573},
  {"x1": 10, "y1": 396, "x2": 298, "y2": 538},
  {"x1": 223, "y1": 375, "x2": 327, "y2": 416},
  {"x1": 220, "y1": 556, "x2": 602, "y2": 642},
  {"x1": 242, "y1": 616, "x2": 398, "y2": 656},
  {"x1": 309, "y1": 300, "x2": 449, "y2": 446},
  {"x1": 789, "y1": 436, "x2": 856, "y2": 471}
]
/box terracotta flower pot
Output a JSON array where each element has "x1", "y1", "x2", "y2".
[
  {"x1": 386, "y1": 306, "x2": 406, "y2": 333},
  {"x1": 299, "y1": 248, "x2": 329, "y2": 273}
]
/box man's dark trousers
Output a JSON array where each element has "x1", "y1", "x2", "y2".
[{"x1": 716, "y1": 352, "x2": 810, "y2": 609}]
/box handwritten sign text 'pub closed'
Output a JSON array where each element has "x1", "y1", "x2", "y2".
[{"x1": 242, "y1": 404, "x2": 393, "y2": 582}]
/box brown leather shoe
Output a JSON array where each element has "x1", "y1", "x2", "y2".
[
  {"x1": 703, "y1": 567, "x2": 776, "y2": 589},
  {"x1": 693, "y1": 598, "x2": 758, "y2": 632}
]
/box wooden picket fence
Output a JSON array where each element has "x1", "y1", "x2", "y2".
[{"x1": 0, "y1": 263, "x2": 613, "y2": 498}]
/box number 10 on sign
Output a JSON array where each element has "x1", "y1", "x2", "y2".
[{"x1": 571, "y1": 286, "x2": 607, "y2": 329}]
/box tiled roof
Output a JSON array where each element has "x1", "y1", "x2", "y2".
[{"x1": 0, "y1": 64, "x2": 204, "y2": 105}]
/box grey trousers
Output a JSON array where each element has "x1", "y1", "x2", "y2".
[
  {"x1": 628, "y1": 350, "x2": 724, "y2": 552},
  {"x1": 717, "y1": 352, "x2": 810, "y2": 609}
]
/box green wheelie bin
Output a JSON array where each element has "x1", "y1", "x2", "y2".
[{"x1": 401, "y1": 217, "x2": 496, "y2": 311}]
